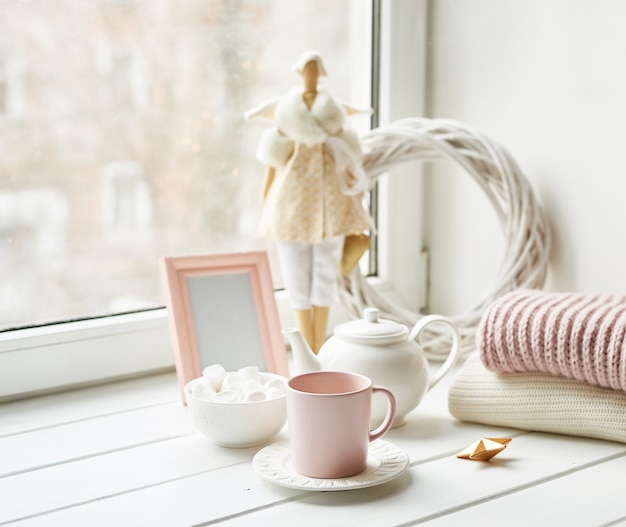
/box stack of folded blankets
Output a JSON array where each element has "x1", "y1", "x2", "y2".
[{"x1": 448, "y1": 289, "x2": 626, "y2": 443}]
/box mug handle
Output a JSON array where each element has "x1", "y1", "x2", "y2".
[
  {"x1": 408, "y1": 314, "x2": 461, "y2": 390},
  {"x1": 369, "y1": 386, "x2": 396, "y2": 441}
]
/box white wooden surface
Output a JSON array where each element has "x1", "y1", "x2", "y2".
[{"x1": 2, "y1": 365, "x2": 626, "y2": 527}]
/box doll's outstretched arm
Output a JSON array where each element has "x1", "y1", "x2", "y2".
[
  {"x1": 262, "y1": 166, "x2": 275, "y2": 200},
  {"x1": 339, "y1": 100, "x2": 373, "y2": 116},
  {"x1": 245, "y1": 96, "x2": 280, "y2": 121}
]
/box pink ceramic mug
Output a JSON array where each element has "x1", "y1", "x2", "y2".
[{"x1": 286, "y1": 371, "x2": 396, "y2": 479}]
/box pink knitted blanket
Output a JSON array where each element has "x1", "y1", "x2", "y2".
[{"x1": 478, "y1": 290, "x2": 626, "y2": 393}]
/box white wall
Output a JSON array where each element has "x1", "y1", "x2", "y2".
[{"x1": 423, "y1": 0, "x2": 626, "y2": 315}]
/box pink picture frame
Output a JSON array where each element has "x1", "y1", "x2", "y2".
[{"x1": 160, "y1": 251, "x2": 289, "y2": 403}]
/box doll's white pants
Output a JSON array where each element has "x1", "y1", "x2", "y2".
[{"x1": 276, "y1": 236, "x2": 344, "y2": 310}]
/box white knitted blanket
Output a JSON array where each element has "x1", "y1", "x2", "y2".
[{"x1": 448, "y1": 354, "x2": 626, "y2": 443}]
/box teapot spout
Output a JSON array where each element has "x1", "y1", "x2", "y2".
[{"x1": 282, "y1": 327, "x2": 321, "y2": 376}]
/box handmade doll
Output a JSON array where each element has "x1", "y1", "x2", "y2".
[{"x1": 247, "y1": 50, "x2": 371, "y2": 353}]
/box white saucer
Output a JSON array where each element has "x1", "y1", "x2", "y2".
[{"x1": 252, "y1": 439, "x2": 409, "y2": 491}]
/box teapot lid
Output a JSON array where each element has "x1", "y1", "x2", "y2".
[{"x1": 334, "y1": 307, "x2": 408, "y2": 343}]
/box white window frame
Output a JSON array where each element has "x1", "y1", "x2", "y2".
[{"x1": 0, "y1": 0, "x2": 428, "y2": 401}]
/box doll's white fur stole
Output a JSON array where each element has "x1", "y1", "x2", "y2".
[{"x1": 255, "y1": 86, "x2": 361, "y2": 169}]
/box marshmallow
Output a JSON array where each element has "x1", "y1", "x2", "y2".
[
  {"x1": 191, "y1": 382, "x2": 217, "y2": 400},
  {"x1": 237, "y1": 366, "x2": 261, "y2": 381},
  {"x1": 202, "y1": 364, "x2": 226, "y2": 391},
  {"x1": 243, "y1": 390, "x2": 267, "y2": 402},
  {"x1": 191, "y1": 364, "x2": 286, "y2": 404},
  {"x1": 266, "y1": 387, "x2": 285, "y2": 400},
  {"x1": 221, "y1": 372, "x2": 245, "y2": 392},
  {"x1": 265, "y1": 378, "x2": 287, "y2": 392},
  {"x1": 241, "y1": 379, "x2": 265, "y2": 397}
]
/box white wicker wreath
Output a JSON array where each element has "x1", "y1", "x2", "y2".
[{"x1": 337, "y1": 117, "x2": 551, "y2": 360}]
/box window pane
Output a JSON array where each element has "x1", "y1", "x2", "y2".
[{"x1": 0, "y1": 0, "x2": 372, "y2": 330}]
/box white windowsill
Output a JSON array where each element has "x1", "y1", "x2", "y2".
[
  {"x1": 0, "y1": 276, "x2": 409, "y2": 402},
  {"x1": 0, "y1": 309, "x2": 173, "y2": 401}
]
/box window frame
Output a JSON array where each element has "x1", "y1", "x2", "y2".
[{"x1": 0, "y1": 0, "x2": 428, "y2": 401}]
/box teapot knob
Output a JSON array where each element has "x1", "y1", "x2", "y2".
[{"x1": 363, "y1": 307, "x2": 379, "y2": 323}]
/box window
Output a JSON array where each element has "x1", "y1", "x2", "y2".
[
  {"x1": 0, "y1": 0, "x2": 426, "y2": 400},
  {"x1": 0, "y1": 0, "x2": 373, "y2": 330}
]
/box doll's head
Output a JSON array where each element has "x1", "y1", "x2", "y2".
[{"x1": 293, "y1": 50, "x2": 327, "y2": 77}]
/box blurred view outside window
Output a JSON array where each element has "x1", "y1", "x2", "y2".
[{"x1": 0, "y1": 0, "x2": 372, "y2": 330}]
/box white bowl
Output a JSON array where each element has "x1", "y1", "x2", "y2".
[{"x1": 185, "y1": 372, "x2": 287, "y2": 448}]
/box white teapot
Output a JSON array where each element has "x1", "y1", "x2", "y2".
[{"x1": 282, "y1": 307, "x2": 461, "y2": 427}]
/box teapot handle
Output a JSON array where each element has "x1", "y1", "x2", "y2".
[{"x1": 408, "y1": 315, "x2": 461, "y2": 390}]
